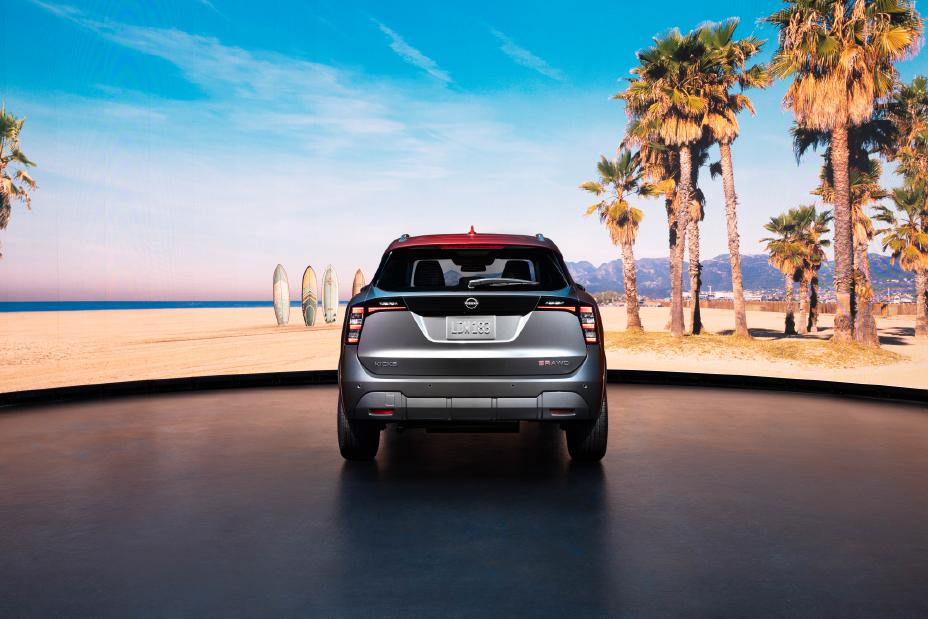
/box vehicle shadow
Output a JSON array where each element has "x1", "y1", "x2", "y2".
[{"x1": 331, "y1": 424, "x2": 614, "y2": 615}]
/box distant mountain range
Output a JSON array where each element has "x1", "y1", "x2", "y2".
[{"x1": 566, "y1": 253, "x2": 914, "y2": 297}]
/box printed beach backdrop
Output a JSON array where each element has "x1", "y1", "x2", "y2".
[{"x1": 2, "y1": 0, "x2": 927, "y2": 393}]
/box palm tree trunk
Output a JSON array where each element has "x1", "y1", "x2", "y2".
[
  {"x1": 663, "y1": 199, "x2": 674, "y2": 332},
  {"x1": 718, "y1": 141, "x2": 749, "y2": 337},
  {"x1": 830, "y1": 124, "x2": 855, "y2": 342},
  {"x1": 916, "y1": 268, "x2": 928, "y2": 340},
  {"x1": 621, "y1": 240, "x2": 643, "y2": 331},
  {"x1": 669, "y1": 146, "x2": 692, "y2": 338},
  {"x1": 784, "y1": 274, "x2": 796, "y2": 335},
  {"x1": 0, "y1": 194, "x2": 10, "y2": 259},
  {"x1": 854, "y1": 241, "x2": 879, "y2": 347},
  {"x1": 797, "y1": 278, "x2": 810, "y2": 335},
  {"x1": 687, "y1": 216, "x2": 702, "y2": 334},
  {"x1": 809, "y1": 276, "x2": 820, "y2": 333}
]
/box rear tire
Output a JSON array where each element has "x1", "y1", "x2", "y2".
[
  {"x1": 338, "y1": 398, "x2": 380, "y2": 461},
  {"x1": 566, "y1": 395, "x2": 608, "y2": 462}
]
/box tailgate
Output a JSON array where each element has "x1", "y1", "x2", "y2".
[{"x1": 356, "y1": 295, "x2": 588, "y2": 376}]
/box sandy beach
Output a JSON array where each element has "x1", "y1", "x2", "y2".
[
  {"x1": 0, "y1": 307, "x2": 346, "y2": 393},
  {"x1": 1, "y1": 305, "x2": 925, "y2": 393},
  {"x1": 599, "y1": 306, "x2": 927, "y2": 390}
]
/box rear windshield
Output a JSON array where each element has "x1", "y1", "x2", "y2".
[{"x1": 374, "y1": 247, "x2": 569, "y2": 292}]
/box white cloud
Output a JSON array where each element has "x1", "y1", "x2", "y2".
[
  {"x1": 13, "y1": 3, "x2": 599, "y2": 299},
  {"x1": 491, "y1": 29, "x2": 565, "y2": 81},
  {"x1": 28, "y1": 1, "x2": 409, "y2": 144},
  {"x1": 28, "y1": 0, "x2": 79, "y2": 18},
  {"x1": 375, "y1": 21, "x2": 451, "y2": 83}
]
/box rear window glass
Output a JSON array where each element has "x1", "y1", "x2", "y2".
[{"x1": 374, "y1": 247, "x2": 569, "y2": 292}]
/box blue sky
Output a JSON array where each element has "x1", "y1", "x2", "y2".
[{"x1": 2, "y1": 0, "x2": 926, "y2": 300}]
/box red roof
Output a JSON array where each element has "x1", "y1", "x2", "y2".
[{"x1": 385, "y1": 227, "x2": 560, "y2": 253}]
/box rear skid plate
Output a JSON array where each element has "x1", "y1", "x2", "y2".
[{"x1": 422, "y1": 422, "x2": 520, "y2": 433}]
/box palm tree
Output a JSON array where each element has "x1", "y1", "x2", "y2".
[
  {"x1": 0, "y1": 104, "x2": 37, "y2": 258},
  {"x1": 630, "y1": 134, "x2": 703, "y2": 333},
  {"x1": 686, "y1": 181, "x2": 705, "y2": 334},
  {"x1": 632, "y1": 136, "x2": 683, "y2": 331},
  {"x1": 848, "y1": 164, "x2": 885, "y2": 346},
  {"x1": 616, "y1": 28, "x2": 718, "y2": 337},
  {"x1": 685, "y1": 140, "x2": 709, "y2": 334},
  {"x1": 700, "y1": 18, "x2": 768, "y2": 338},
  {"x1": 580, "y1": 151, "x2": 665, "y2": 331},
  {"x1": 881, "y1": 76, "x2": 928, "y2": 339},
  {"x1": 763, "y1": 210, "x2": 806, "y2": 335},
  {"x1": 808, "y1": 210, "x2": 832, "y2": 334},
  {"x1": 885, "y1": 75, "x2": 928, "y2": 181},
  {"x1": 808, "y1": 274, "x2": 823, "y2": 332},
  {"x1": 791, "y1": 205, "x2": 832, "y2": 334},
  {"x1": 812, "y1": 156, "x2": 888, "y2": 345},
  {"x1": 793, "y1": 118, "x2": 894, "y2": 345},
  {"x1": 874, "y1": 183, "x2": 928, "y2": 339},
  {"x1": 765, "y1": 0, "x2": 923, "y2": 343}
]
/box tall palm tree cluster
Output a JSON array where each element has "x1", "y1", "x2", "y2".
[
  {"x1": 584, "y1": 1, "x2": 928, "y2": 345},
  {"x1": 875, "y1": 75, "x2": 928, "y2": 339},
  {"x1": 770, "y1": 0, "x2": 924, "y2": 346},
  {"x1": 584, "y1": 18, "x2": 766, "y2": 338},
  {"x1": 0, "y1": 104, "x2": 37, "y2": 258}
]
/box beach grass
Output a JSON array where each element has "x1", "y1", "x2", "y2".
[{"x1": 603, "y1": 330, "x2": 906, "y2": 368}]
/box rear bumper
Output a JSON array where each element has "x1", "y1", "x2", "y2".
[{"x1": 338, "y1": 352, "x2": 605, "y2": 422}]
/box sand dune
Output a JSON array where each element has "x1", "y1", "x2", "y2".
[{"x1": 1, "y1": 305, "x2": 924, "y2": 393}]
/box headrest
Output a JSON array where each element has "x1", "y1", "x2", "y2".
[
  {"x1": 501, "y1": 260, "x2": 532, "y2": 281},
  {"x1": 413, "y1": 260, "x2": 445, "y2": 287}
]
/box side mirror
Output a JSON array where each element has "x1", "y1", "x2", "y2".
[{"x1": 576, "y1": 283, "x2": 586, "y2": 292}]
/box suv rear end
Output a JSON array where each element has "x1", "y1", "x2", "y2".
[{"x1": 337, "y1": 230, "x2": 607, "y2": 461}]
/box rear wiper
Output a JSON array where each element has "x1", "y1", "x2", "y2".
[{"x1": 467, "y1": 277, "x2": 539, "y2": 288}]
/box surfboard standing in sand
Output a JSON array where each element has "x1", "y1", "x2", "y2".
[
  {"x1": 301, "y1": 266, "x2": 318, "y2": 326},
  {"x1": 273, "y1": 264, "x2": 290, "y2": 325},
  {"x1": 323, "y1": 265, "x2": 338, "y2": 323},
  {"x1": 351, "y1": 269, "x2": 365, "y2": 297}
]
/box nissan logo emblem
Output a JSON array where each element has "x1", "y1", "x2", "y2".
[{"x1": 464, "y1": 297, "x2": 479, "y2": 310}]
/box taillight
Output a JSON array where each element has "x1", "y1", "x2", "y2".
[
  {"x1": 535, "y1": 298, "x2": 598, "y2": 344},
  {"x1": 345, "y1": 299, "x2": 406, "y2": 344},
  {"x1": 346, "y1": 307, "x2": 364, "y2": 344},
  {"x1": 579, "y1": 306, "x2": 598, "y2": 344}
]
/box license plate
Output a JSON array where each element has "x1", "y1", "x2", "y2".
[{"x1": 446, "y1": 316, "x2": 496, "y2": 340}]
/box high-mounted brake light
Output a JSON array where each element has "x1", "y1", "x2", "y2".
[
  {"x1": 345, "y1": 300, "x2": 407, "y2": 344},
  {"x1": 579, "y1": 306, "x2": 598, "y2": 344}
]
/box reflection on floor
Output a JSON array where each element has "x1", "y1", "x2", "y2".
[{"x1": 1, "y1": 385, "x2": 926, "y2": 617}]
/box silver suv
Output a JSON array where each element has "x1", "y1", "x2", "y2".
[{"x1": 337, "y1": 230, "x2": 607, "y2": 461}]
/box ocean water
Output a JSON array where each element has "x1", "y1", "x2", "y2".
[{"x1": 0, "y1": 301, "x2": 346, "y2": 313}]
